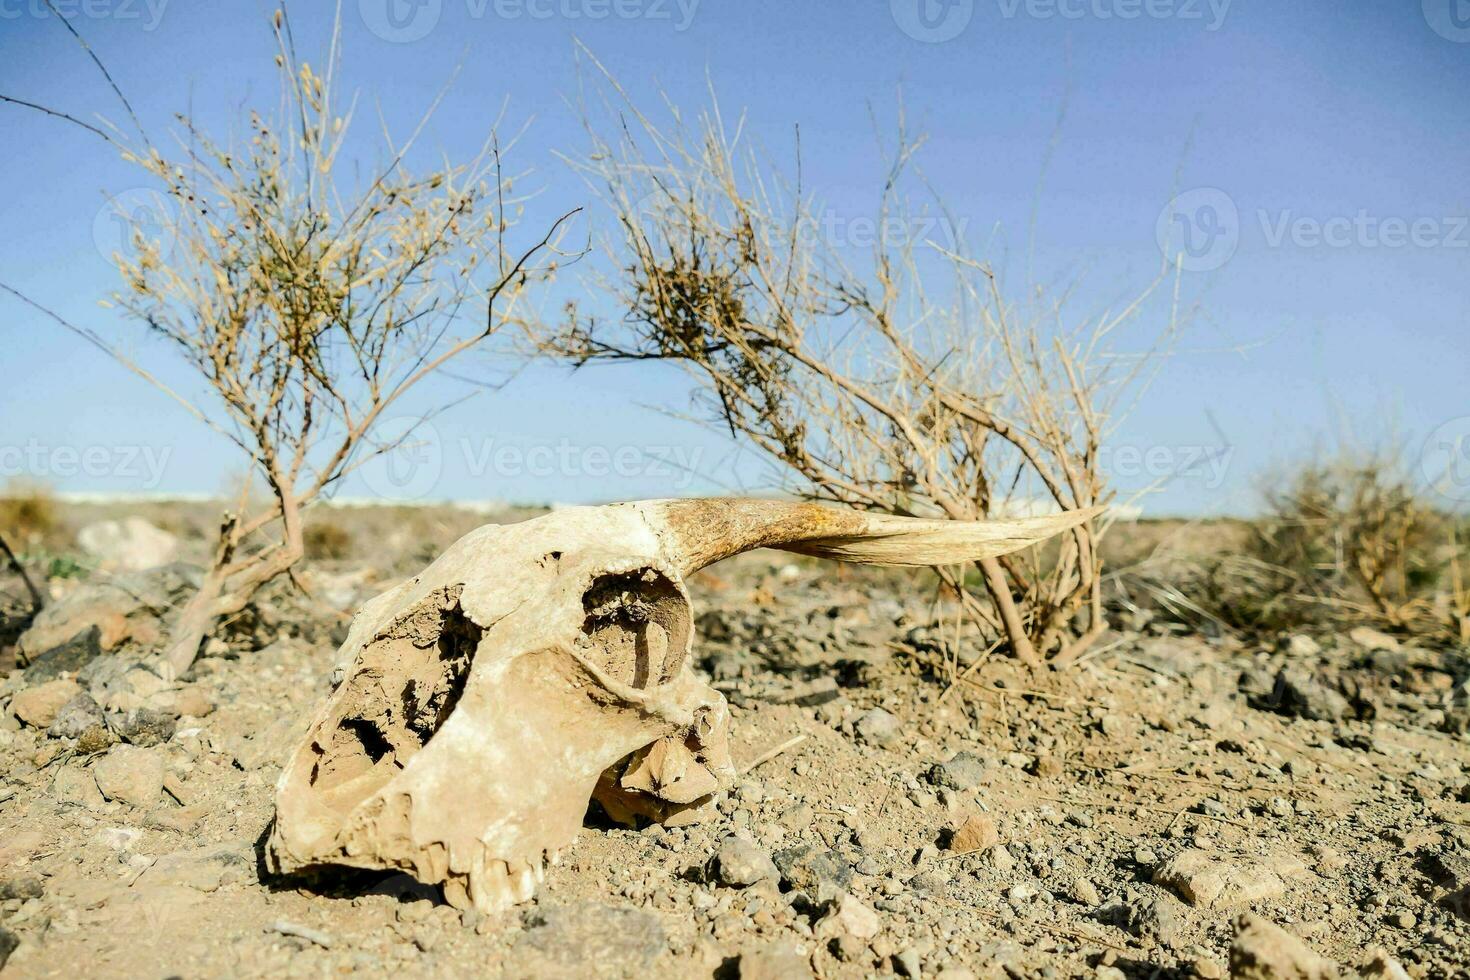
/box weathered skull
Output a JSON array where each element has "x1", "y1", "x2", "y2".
[{"x1": 266, "y1": 498, "x2": 1093, "y2": 913}]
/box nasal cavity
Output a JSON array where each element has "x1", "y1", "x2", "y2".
[{"x1": 580, "y1": 568, "x2": 691, "y2": 689}]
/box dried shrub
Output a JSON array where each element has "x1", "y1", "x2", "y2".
[
  {"x1": 543, "y1": 61, "x2": 1180, "y2": 670},
  {"x1": 0, "y1": 481, "x2": 59, "y2": 547},
  {"x1": 3, "y1": 9, "x2": 573, "y2": 676},
  {"x1": 1147, "y1": 455, "x2": 1469, "y2": 642},
  {"x1": 304, "y1": 520, "x2": 354, "y2": 561}
]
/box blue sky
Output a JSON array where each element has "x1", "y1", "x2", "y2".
[{"x1": 1, "y1": 0, "x2": 1466, "y2": 515}]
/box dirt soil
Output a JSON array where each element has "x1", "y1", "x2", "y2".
[{"x1": 1, "y1": 506, "x2": 1468, "y2": 979}]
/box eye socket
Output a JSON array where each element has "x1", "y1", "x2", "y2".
[
  {"x1": 580, "y1": 567, "x2": 692, "y2": 689},
  {"x1": 307, "y1": 585, "x2": 480, "y2": 806}
]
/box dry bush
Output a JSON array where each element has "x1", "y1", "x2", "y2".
[
  {"x1": 0, "y1": 481, "x2": 59, "y2": 548},
  {"x1": 544, "y1": 63, "x2": 1181, "y2": 670},
  {"x1": 2, "y1": 8, "x2": 574, "y2": 676},
  {"x1": 1150, "y1": 455, "x2": 1469, "y2": 642},
  {"x1": 303, "y1": 520, "x2": 354, "y2": 561},
  {"x1": 1251, "y1": 455, "x2": 1467, "y2": 640}
]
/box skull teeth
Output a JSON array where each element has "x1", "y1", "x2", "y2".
[{"x1": 455, "y1": 851, "x2": 550, "y2": 914}]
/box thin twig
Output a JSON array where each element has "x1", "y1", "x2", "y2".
[
  {"x1": 740, "y1": 734, "x2": 808, "y2": 775},
  {"x1": 0, "y1": 532, "x2": 45, "y2": 613}
]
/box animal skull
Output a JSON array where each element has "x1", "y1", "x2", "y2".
[{"x1": 266, "y1": 498, "x2": 1094, "y2": 914}]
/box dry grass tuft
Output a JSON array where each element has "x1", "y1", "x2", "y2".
[
  {"x1": 0, "y1": 481, "x2": 59, "y2": 548},
  {"x1": 1133, "y1": 454, "x2": 1469, "y2": 643},
  {"x1": 303, "y1": 520, "x2": 354, "y2": 561}
]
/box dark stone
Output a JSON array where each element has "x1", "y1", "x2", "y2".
[
  {"x1": 22, "y1": 626, "x2": 103, "y2": 683},
  {"x1": 1420, "y1": 847, "x2": 1470, "y2": 892},
  {"x1": 1263, "y1": 668, "x2": 1351, "y2": 722},
  {"x1": 0, "y1": 925, "x2": 17, "y2": 970},
  {"x1": 0, "y1": 875, "x2": 44, "y2": 900},
  {"x1": 926, "y1": 750, "x2": 987, "y2": 791},
  {"x1": 107, "y1": 706, "x2": 177, "y2": 747},
  {"x1": 1108, "y1": 892, "x2": 1185, "y2": 949},
  {"x1": 17, "y1": 563, "x2": 202, "y2": 662},
  {"x1": 773, "y1": 844, "x2": 852, "y2": 909}
]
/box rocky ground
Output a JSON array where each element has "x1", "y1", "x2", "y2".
[{"x1": 1, "y1": 505, "x2": 1468, "y2": 978}]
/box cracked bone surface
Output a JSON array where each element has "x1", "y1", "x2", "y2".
[{"x1": 266, "y1": 498, "x2": 1096, "y2": 914}]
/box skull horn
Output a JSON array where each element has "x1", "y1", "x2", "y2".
[{"x1": 648, "y1": 498, "x2": 1104, "y2": 574}]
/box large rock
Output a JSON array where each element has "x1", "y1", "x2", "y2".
[
  {"x1": 854, "y1": 707, "x2": 903, "y2": 746},
  {"x1": 9, "y1": 679, "x2": 82, "y2": 729},
  {"x1": 1267, "y1": 668, "x2": 1351, "y2": 722},
  {"x1": 947, "y1": 813, "x2": 999, "y2": 853},
  {"x1": 17, "y1": 563, "x2": 201, "y2": 663},
  {"x1": 92, "y1": 744, "x2": 165, "y2": 807},
  {"x1": 926, "y1": 750, "x2": 988, "y2": 791},
  {"x1": 1152, "y1": 849, "x2": 1285, "y2": 909},
  {"x1": 1228, "y1": 913, "x2": 1337, "y2": 979},
  {"x1": 77, "y1": 517, "x2": 179, "y2": 571},
  {"x1": 714, "y1": 834, "x2": 779, "y2": 887},
  {"x1": 48, "y1": 692, "x2": 105, "y2": 739},
  {"x1": 738, "y1": 941, "x2": 813, "y2": 979},
  {"x1": 21, "y1": 626, "x2": 102, "y2": 684},
  {"x1": 821, "y1": 894, "x2": 882, "y2": 940},
  {"x1": 135, "y1": 845, "x2": 254, "y2": 892}
]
